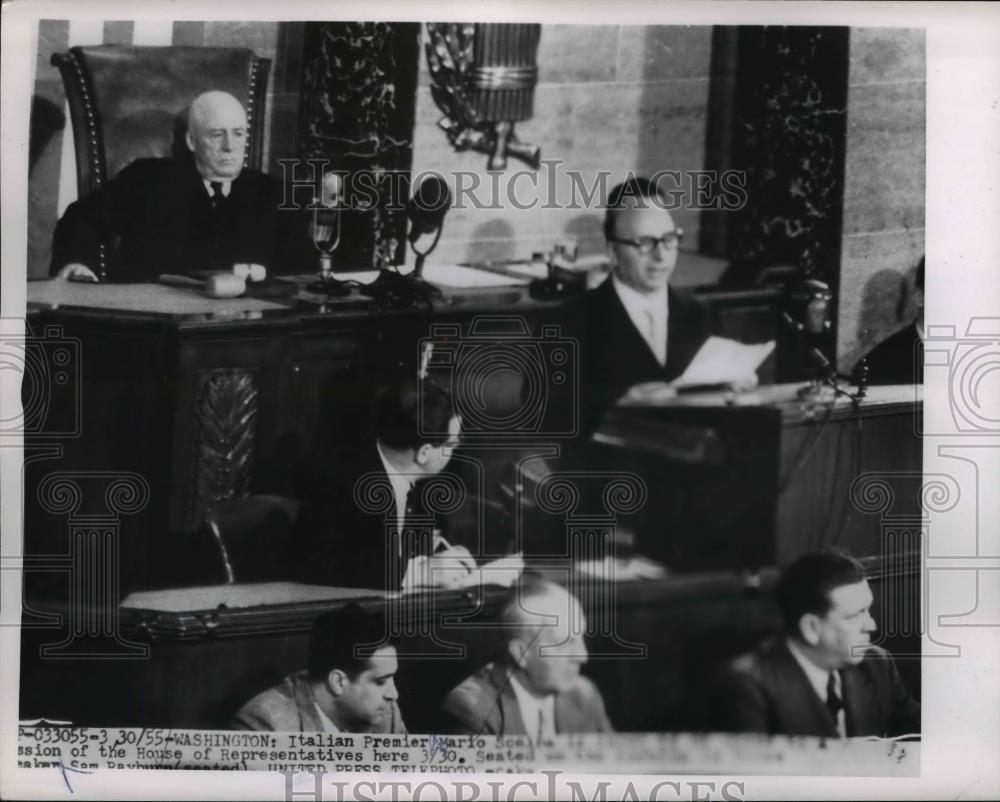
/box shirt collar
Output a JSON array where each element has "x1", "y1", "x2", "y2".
[
  {"x1": 611, "y1": 274, "x2": 668, "y2": 314},
  {"x1": 785, "y1": 637, "x2": 836, "y2": 702},
  {"x1": 203, "y1": 178, "x2": 232, "y2": 198},
  {"x1": 314, "y1": 702, "x2": 341, "y2": 733}
]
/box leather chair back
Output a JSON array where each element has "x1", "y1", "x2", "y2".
[
  {"x1": 204, "y1": 495, "x2": 300, "y2": 584},
  {"x1": 51, "y1": 45, "x2": 271, "y2": 197}
]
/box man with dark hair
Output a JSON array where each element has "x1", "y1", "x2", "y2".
[
  {"x1": 578, "y1": 176, "x2": 713, "y2": 435},
  {"x1": 293, "y1": 380, "x2": 475, "y2": 590},
  {"x1": 233, "y1": 604, "x2": 406, "y2": 732},
  {"x1": 858, "y1": 256, "x2": 925, "y2": 385},
  {"x1": 440, "y1": 578, "x2": 613, "y2": 736},
  {"x1": 51, "y1": 90, "x2": 308, "y2": 282},
  {"x1": 719, "y1": 550, "x2": 920, "y2": 737}
]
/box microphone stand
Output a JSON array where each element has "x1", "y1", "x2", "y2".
[
  {"x1": 307, "y1": 198, "x2": 351, "y2": 297},
  {"x1": 363, "y1": 227, "x2": 443, "y2": 308},
  {"x1": 781, "y1": 311, "x2": 866, "y2": 407}
]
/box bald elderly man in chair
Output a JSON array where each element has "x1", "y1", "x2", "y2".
[{"x1": 52, "y1": 90, "x2": 308, "y2": 283}]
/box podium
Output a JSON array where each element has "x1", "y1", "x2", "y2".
[{"x1": 589, "y1": 384, "x2": 923, "y2": 571}]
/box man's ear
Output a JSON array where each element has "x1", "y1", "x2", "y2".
[
  {"x1": 799, "y1": 614, "x2": 822, "y2": 647},
  {"x1": 326, "y1": 668, "x2": 348, "y2": 696},
  {"x1": 413, "y1": 443, "x2": 432, "y2": 467},
  {"x1": 507, "y1": 638, "x2": 528, "y2": 669},
  {"x1": 185, "y1": 129, "x2": 195, "y2": 153}
]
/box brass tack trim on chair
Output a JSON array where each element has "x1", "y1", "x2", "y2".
[{"x1": 67, "y1": 50, "x2": 107, "y2": 192}]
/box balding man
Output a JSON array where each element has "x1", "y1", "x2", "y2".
[
  {"x1": 440, "y1": 578, "x2": 613, "y2": 737},
  {"x1": 52, "y1": 90, "x2": 308, "y2": 282}
]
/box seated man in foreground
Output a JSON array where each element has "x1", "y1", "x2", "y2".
[
  {"x1": 718, "y1": 550, "x2": 920, "y2": 737},
  {"x1": 233, "y1": 604, "x2": 406, "y2": 732},
  {"x1": 440, "y1": 578, "x2": 613, "y2": 736},
  {"x1": 293, "y1": 379, "x2": 476, "y2": 591},
  {"x1": 52, "y1": 90, "x2": 308, "y2": 282}
]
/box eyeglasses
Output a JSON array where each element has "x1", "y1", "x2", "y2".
[{"x1": 609, "y1": 228, "x2": 684, "y2": 255}]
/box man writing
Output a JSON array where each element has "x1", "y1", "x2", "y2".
[
  {"x1": 719, "y1": 550, "x2": 921, "y2": 737},
  {"x1": 233, "y1": 604, "x2": 406, "y2": 732},
  {"x1": 440, "y1": 578, "x2": 613, "y2": 736},
  {"x1": 52, "y1": 90, "x2": 307, "y2": 282},
  {"x1": 293, "y1": 380, "x2": 476, "y2": 591}
]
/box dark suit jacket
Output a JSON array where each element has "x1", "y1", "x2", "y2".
[
  {"x1": 858, "y1": 323, "x2": 923, "y2": 385},
  {"x1": 440, "y1": 661, "x2": 613, "y2": 736},
  {"x1": 232, "y1": 670, "x2": 406, "y2": 733},
  {"x1": 292, "y1": 445, "x2": 443, "y2": 590},
  {"x1": 578, "y1": 278, "x2": 711, "y2": 435},
  {"x1": 51, "y1": 156, "x2": 310, "y2": 281},
  {"x1": 718, "y1": 638, "x2": 921, "y2": 737}
]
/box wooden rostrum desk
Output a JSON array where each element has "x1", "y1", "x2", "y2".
[
  {"x1": 18, "y1": 557, "x2": 918, "y2": 733},
  {"x1": 22, "y1": 276, "x2": 573, "y2": 597}
]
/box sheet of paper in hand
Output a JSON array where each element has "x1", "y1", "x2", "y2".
[
  {"x1": 397, "y1": 552, "x2": 525, "y2": 594},
  {"x1": 672, "y1": 336, "x2": 775, "y2": 389}
]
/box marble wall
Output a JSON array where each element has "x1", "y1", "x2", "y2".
[
  {"x1": 409, "y1": 25, "x2": 714, "y2": 268},
  {"x1": 837, "y1": 28, "x2": 925, "y2": 371}
]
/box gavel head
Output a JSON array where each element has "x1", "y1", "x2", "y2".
[{"x1": 205, "y1": 273, "x2": 246, "y2": 298}]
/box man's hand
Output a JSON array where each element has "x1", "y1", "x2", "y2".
[
  {"x1": 55, "y1": 263, "x2": 99, "y2": 282},
  {"x1": 726, "y1": 373, "x2": 759, "y2": 393},
  {"x1": 401, "y1": 546, "x2": 476, "y2": 591},
  {"x1": 619, "y1": 381, "x2": 678, "y2": 405}
]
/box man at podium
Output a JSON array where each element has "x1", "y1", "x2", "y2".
[{"x1": 578, "y1": 176, "x2": 713, "y2": 436}]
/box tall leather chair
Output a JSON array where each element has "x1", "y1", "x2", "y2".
[{"x1": 51, "y1": 45, "x2": 271, "y2": 199}]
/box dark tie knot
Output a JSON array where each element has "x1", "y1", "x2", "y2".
[
  {"x1": 826, "y1": 670, "x2": 843, "y2": 718},
  {"x1": 209, "y1": 182, "x2": 225, "y2": 209}
]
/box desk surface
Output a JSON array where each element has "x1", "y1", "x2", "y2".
[{"x1": 26, "y1": 269, "x2": 563, "y2": 330}]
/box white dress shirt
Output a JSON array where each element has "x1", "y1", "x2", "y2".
[
  {"x1": 376, "y1": 442, "x2": 414, "y2": 542},
  {"x1": 509, "y1": 673, "x2": 557, "y2": 741},
  {"x1": 612, "y1": 275, "x2": 669, "y2": 367},
  {"x1": 786, "y1": 638, "x2": 846, "y2": 737}
]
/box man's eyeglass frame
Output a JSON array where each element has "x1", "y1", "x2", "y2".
[{"x1": 608, "y1": 228, "x2": 684, "y2": 255}]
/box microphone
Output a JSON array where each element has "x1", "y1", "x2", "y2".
[
  {"x1": 407, "y1": 175, "x2": 451, "y2": 240},
  {"x1": 310, "y1": 172, "x2": 346, "y2": 294},
  {"x1": 406, "y1": 175, "x2": 451, "y2": 280}
]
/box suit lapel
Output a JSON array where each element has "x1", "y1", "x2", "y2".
[
  {"x1": 293, "y1": 673, "x2": 324, "y2": 732},
  {"x1": 772, "y1": 641, "x2": 839, "y2": 737},
  {"x1": 489, "y1": 662, "x2": 527, "y2": 735},
  {"x1": 604, "y1": 280, "x2": 665, "y2": 377},
  {"x1": 842, "y1": 662, "x2": 876, "y2": 736}
]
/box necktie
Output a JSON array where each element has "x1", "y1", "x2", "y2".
[
  {"x1": 209, "y1": 181, "x2": 224, "y2": 210},
  {"x1": 645, "y1": 308, "x2": 666, "y2": 366},
  {"x1": 826, "y1": 671, "x2": 844, "y2": 735},
  {"x1": 536, "y1": 707, "x2": 545, "y2": 743},
  {"x1": 401, "y1": 483, "x2": 419, "y2": 560}
]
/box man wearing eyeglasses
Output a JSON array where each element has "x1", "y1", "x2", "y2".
[
  {"x1": 578, "y1": 176, "x2": 711, "y2": 435},
  {"x1": 292, "y1": 380, "x2": 476, "y2": 591}
]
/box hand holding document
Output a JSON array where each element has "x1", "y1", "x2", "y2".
[
  {"x1": 619, "y1": 337, "x2": 775, "y2": 405},
  {"x1": 400, "y1": 551, "x2": 525, "y2": 593},
  {"x1": 673, "y1": 336, "x2": 774, "y2": 389}
]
